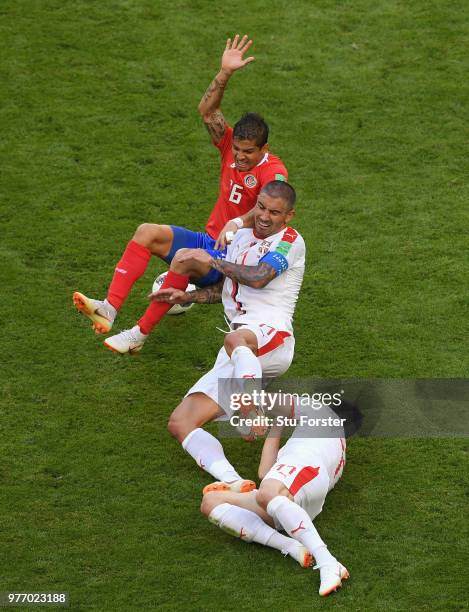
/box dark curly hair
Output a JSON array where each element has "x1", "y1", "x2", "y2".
[{"x1": 233, "y1": 113, "x2": 269, "y2": 147}]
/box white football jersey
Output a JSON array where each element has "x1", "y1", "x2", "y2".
[
  {"x1": 222, "y1": 226, "x2": 305, "y2": 332},
  {"x1": 278, "y1": 402, "x2": 346, "y2": 490}
]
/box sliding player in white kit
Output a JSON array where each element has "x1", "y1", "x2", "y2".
[
  {"x1": 200, "y1": 401, "x2": 350, "y2": 598},
  {"x1": 152, "y1": 180, "x2": 305, "y2": 494}
]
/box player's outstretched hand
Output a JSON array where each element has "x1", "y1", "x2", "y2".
[
  {"x1": 148, "y1": 287, "x2": 188, "y2": 304},
  {"x1": 221, "y1": 34, "x2": 254, "y2": 75},
  {"x1": 177, "y1": 248, "x2": 214, "y2": 266},
  {"x1": 215, "y1": 220, "x2": 239, "y2": 249}
]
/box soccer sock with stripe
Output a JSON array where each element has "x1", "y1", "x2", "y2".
[
  {"x1": 107, "y1": 240, "x2": 152, "y2": 310},
  {"x1": 230, "y1": 346, "x2": 262, "y2": 379},
  {"x1": 209, "y1": 503, "x2": 301, "y2": 556},
  {"x1": 182, "y1": 428, "x2": 241, "y2": 483},
  {"x1": 138, "y1": 270, "x2": 189, "y2": 335},
  {"x1": 266, "y1": 495, "x2": 337, "y2": 567}
]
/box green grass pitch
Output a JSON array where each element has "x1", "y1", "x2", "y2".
[{"x1": 0, "y1": 0, "x2": 467, "y2": 610}]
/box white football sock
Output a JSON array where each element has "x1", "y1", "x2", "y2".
[
  {"x1": 266, "y1": 496, "x2": 337, "y2": 567},
  {"x1": 182, "y1": 428, "x2": 241, "y2": 483},
  {"x1": 231, "y1": 346, "x2": 262, "y2": 380},
  {"x1": 209, "y1": 503, "x2": 295, "y2": 554}
]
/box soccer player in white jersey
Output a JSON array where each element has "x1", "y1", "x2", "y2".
[
  {"x1": 200, "y1": 402, "x2": 349, "y2": 598},
  {"x1": 152, "y1": 181, "x2": 305, "y2": 494}
]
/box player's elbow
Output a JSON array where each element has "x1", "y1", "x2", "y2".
[
  {"x1": 199, "y1": 109, "x2": 217, "y2": 124},
  {"x1": 250, "y1": 277, "x2": 271, "y2": 290},
  {"x1": 197, "y1": 103, "x2": 210, "y2": 120}
]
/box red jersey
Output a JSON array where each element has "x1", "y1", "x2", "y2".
[{"x1": 205, "y1": 127, "x2": 288, "y2": 239}]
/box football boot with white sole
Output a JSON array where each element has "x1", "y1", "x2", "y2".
[
  {"x1": 316, "y1": 562, "x2": 350, "y2": 597},
  {"x1": 73, "y1": 292, "x2": 115, "y2": 334},
  {"x1": 104, "y1": 326, "x2": 147, "y2": 354},
  {"x1": 202, "y1": 479, "x2": 256, "y2": 495}
]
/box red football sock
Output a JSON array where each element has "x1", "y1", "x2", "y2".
[
  {"x1": 138, "y1": 270, "x2": 189, "y2": 335},
  {"x1": 107, "y1": 240, "x2": 152, "y2": 310}
]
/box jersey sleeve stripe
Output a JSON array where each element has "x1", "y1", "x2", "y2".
[{"x1": 281, "y1": 227, "x2": 299, "y2": 244}]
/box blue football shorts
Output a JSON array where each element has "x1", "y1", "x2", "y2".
[{"x1": 164, "y1": 226, "x2": 226, "y2": 287}]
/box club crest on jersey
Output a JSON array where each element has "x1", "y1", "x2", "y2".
[
  {"x1": 244, "y1": 174, "x2": 257, "y2": 188},
  {"x1": 258, "y1": 240, "x2": 271, "y2": 255}
]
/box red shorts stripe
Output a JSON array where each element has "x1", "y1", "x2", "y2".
[
  {"x1": 288, "y1": 466, "x2": 320, "y2": 496},
  {"x1": 257, "y1": 331, "x2": 291, "y2": 357}
]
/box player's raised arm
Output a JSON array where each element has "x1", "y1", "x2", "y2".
[
  {"x1": 215, "y1": 209, "x2": 256, "y2": 250},
  {"x1": 198, "y1": 34, "x2": 255, "y2": 145},
  {"x1": 258, "y1": 424, "x2": 283, "y2": 480}
]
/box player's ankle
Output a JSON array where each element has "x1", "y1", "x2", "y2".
[
  {"x1": 220, "y1": 472, "x2": 242, "y2": 484},
  {"x1": 103, "y1": 299, "x2": 117, "y2": 319},
  {"x1": 312, "y1": 545, "x2": 336, "y2": 568},
  {"x1": 132, "y1": 325, "x2": 148, "y2": 340}
]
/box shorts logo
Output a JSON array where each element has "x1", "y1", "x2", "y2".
[
  {"x1": 258, "y1": 240, "x2": 271, "y2": 255},
  {"x1": 275, "y1": 173, "x2": 286, "y2": 181},
  {"x1": 244, "y1": 174, "x2": 257, "y2": 188}
]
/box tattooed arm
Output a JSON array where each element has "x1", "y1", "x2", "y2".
[
  {"x1": 210, "y1": 259, "x2": 276, "y2": 289},
  {"x1": 185, "y1": 279, "x2": 224, "y2": 304},
  {"x1": 173, "y1": 248, "x2": 277, "y2": 289},
  {"x1": 150, "y1": 279, "x2": 224, "y2": 305},
  {"x1": 198, "y1": 34, "x2": 254, "y2": 144}
]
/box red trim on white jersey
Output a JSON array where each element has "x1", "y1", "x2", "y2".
[
  {"x1": 231, "y1": 280, "x2": 245, "y2": 314},
  {"x1": 281, "y1": 227, "x2": 299, "y2": 244}
]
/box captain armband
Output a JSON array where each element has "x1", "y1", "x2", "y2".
[{"x1": 259, "y1": 251, "x2": 289, "y2": 276}]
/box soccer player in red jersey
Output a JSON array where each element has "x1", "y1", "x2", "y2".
[{"x1": 73, "y1": 34, "x2": 288, "y2": 354}]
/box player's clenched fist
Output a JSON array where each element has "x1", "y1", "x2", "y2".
[
  {"x1": 221, "y1": 34, "x2": 255, "y2": 75},
  {"x1": 215, "y1": 219, "x2": 240, "y2": 249},
  {"x1": 176, "y1": 248, "x2": 214, "y2": 266}
]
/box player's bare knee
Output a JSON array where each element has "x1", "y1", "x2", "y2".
[
  {"x1": 167, "y1": 414, "x2": 178, "y2": 439},
  {"x1": 167, "y1": 412, "x2": 186, "y2": 441},
  {"x1": 256, "y1": 487, "x2": 274, "y2": 510},
  {"x1": 170, "y1": 248, "x2": 191, "y2": 273},
  {"x1": 133, "y1": 223, "x2": 155, "y2": 245},
  {"x1": 257, "y1": 480, "x2": 289, "y2": 510},
  {"x1": 224, "y1": 331, "x2": 257, "y2": 356},
  {"x1": 172, "y1": 248, "x2": 191, "y2": 263},
  {"x1": 224, "y1": 332, "x2": 248, "y2": 356},
  {"x1": 168, "y1": 406, "x2": 198, "y2": 443},
  {"x1": 200, "y1": 492, "x2": 224, "y2": 516},
  {"x1": 133, "y1": 223, "x2": 173, "y2": 257}
]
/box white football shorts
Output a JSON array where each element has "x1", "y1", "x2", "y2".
[
  {"x1": 185, "y1": 323, "x2": 295, "y2": 420},
  {"x1": 262, "y1": 437, "x2": 346, "y2": 521}
]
